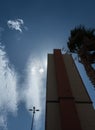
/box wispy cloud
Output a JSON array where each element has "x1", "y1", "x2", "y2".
[
  {"x1": 0, "y1": 115, "x2": 7, "y2": 130},
  {"x1": 0, "y1": 23, "x2": 46, "y2": 130},
  {"x1": 0, "y1": 43, "x2": 18, "y2": 129},
  {"x1": 7, "y1": 19, "x2": 24, "y2": 32},
  {"x1": 0, "y1": 27, "x2": 46, "y2": 129},
  {"x1": 23, "y1": 56, "x2": 46, "y2": 125}
]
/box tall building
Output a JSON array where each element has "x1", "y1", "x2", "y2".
[{"x1": 45, "y1": 49, "x2": 95, "y2": 130}]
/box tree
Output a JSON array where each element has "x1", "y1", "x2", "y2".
[{"x1": 67, "y1": 25, "x2": 95, "y2": 87}]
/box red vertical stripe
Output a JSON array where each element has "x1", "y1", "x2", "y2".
[
  {"x1": 54, "y1": 49, "x2": 73, "y2": 98},
  {"x1": 54, "y1": 49, "x2": 82, "y2": 130}
]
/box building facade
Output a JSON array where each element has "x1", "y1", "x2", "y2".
[{"x1": 45, "y1": 49, "x2": 95, "y2": 130}]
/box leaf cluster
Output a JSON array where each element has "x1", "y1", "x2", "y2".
[{"x1": 67, "y1": 25, "x2": 95, "y2": 53}]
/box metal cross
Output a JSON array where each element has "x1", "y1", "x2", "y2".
[{"x1": 29, "y1": 106, "x2": 39, "y2": 130}]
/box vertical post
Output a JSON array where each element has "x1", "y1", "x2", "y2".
[
  {"x1": 31, "y1": 107, "x2": 35, "y2": 130},
  {"x1": 29, "y1": 106, "x2": 39, "y2": 130}
]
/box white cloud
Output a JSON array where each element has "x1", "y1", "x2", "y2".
[
  {"x1": 7, "y1": 19, "x2": 24, "y2": 32},
  {"x1": 23, "y1": 56, "x2": 46, "y2": 123},
  {"x1": 0, "y1": 43, "x2": 18, "y2": 129},
  {"x1": 0, "y1": 115, "x2": 7, "y2": 130},
  {"x1": 0, "y1": 25, "x2": 46, "y2": 129},
  {"x1": 0, "y1": 28, "x2": 46, "y2": 129}
]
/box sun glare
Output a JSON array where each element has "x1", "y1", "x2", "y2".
[{"x1": 39, "y1": 68, "x2": 44, "y2": 74}]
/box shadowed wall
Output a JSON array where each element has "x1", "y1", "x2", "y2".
[{"x1": 46, "y1": 49, "x2": 95, "y2": 130}]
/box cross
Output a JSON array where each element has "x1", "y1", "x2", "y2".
[{"x1": 29, "y1": 106, "x2": 39, "y2": 130}]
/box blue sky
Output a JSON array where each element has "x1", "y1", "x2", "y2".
[{"x1": 0, "y1": 0, "x2": 95, "y2": 130}]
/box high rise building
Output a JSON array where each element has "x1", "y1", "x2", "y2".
[{"x1": 45, "y1": 49, "x2": 95, "y2": 130}]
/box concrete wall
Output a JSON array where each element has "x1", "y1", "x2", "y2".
[
  {"x1": 63, "y1": 54, "x2": 95, "y2": 130},
  {"x1": 46, "y1": 103, "x2": 61, "y2": 130},
  {"x1": 46, "y1": 55, "x2": 58, "y2": 101},
  {"x1": 63, "y1": 54, "x2": 91, "y2": 102},
  {"x1": 46, "y1": 54, "x2": 62, "y2": 130},
  {"x1": 46, "y1": 51, "x2": 95, "y2": 130}
]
